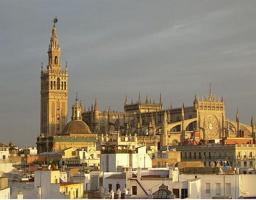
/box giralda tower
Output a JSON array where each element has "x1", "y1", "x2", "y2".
[{"x1": 40, "y1": 18, "x2": 68, "y2": 136}]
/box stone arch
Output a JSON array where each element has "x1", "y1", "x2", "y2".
[
  {"x1": 171, "y1": 124, "x2": 181, "y2": 132},
  {"x1": 185, "y1": 120, "x2": 197, "y2": 131}
]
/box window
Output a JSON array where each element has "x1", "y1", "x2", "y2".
[
  {"x1": 244, "y1": 161, "x2": 247, "y2": 167},
  {"x1": 194, "y1": 152, "x2": 197, "y2": 159},
  {"x1": 76, "y1": 189, "x2": 79, "y2": 198},
  {"x1": 189, "y1": 152, "x2": 192, "y2": 159},
  {"x1": 209, "y1": 152, "x2": 212, "y2": 159},
  {"x1": 216, "y1": 183, "x2": 221, "y2": 195},
  {"x1": 116, "y1": 184, "x2": 120, "y2": 191},
  {"x1": 132, "y1": 186, "x2": 137, "y2": 195},
  {"x1": 50, "y1": 81, "x2": 53, "y2": 89},
  {"x1": 54, "y1": 56, "x2": 58, "y2": 65},
  {"x1": 250, "y1": 161, "x2": 253, "y2": 167},
  {"x1": 199, "y1": 152, "x2": 202, "y2": 159},
  {"x1": 225, "y1": 183, "x2": 231, "y2": 196},
  {"x1": 205, "y1": 183, "x2": 210, "y2": 194},
  {"x1": 108, "y1": 184, "x2": 112, "y2": 192},
  {"x1": 185, "y1": 152, "x2": 187, "y2": 159},
  {"x1": 238, "y1": 152, "x2": 241, "y2": 158},
  {"x1": 249, "y1": 152, "x2": 253, "y2": 158},
  {"x1": 173, "y1": 189, "x2": 179, "y2": 198},
  {"x1": 2, "y1": 155, "x2": 6, "y2": 160},
  {"x1": 181, "y1": 189, "x2": 188, "y2": 199},
  {"x1": 57, "y1": 78, "x2": 60, "y2": 90}
]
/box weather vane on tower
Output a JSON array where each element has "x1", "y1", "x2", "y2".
[{"x1": 53, "y1": 17, "x2": 58, "y2": 26}]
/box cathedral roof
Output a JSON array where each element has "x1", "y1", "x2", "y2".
[{"x1": 63, "y1": 120, "x2": 92, "y2": 135}]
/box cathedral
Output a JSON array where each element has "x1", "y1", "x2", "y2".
[{"x1": 37, "y1": 18, "x2": 256, "y2": 153}]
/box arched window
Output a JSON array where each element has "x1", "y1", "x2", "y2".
[
  {"x1": 57, "y1": 78, "x2": 60, "y2": 90},
  {"x1": 53, "y1": 81, "x2": 56, "y2": 89},
  {"x1": 64, "y1": 82, "x2": 66, "y2": 90},
  {"x1": 50, "y1": 81, "x2": 53, "y2": 89},
  {"x1": 61, "y1": 82, "x2": 63, "y2": 90},
  {"x1": 54, "y1": 56, "x2": 58, "y2": 65}
]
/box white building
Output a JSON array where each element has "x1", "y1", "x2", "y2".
[
  {"x1": 34, "y1": 170, "x2": 67, "y2": 199},
  {"x1": 34, "y1": 169, "x2": 84, "y2": 199},
  {"x1": 28, "y1": 147, "x2": 37, "y2": 155},
  {"x1": 0, "y1": 177, "x2": 10, "y2": 199},
  {"x1": 100, "y1": 167, "x2": 192, "y2": 198},
  {"x1": 181, "y1": 173, "x2": 256, "y2": 198},
  {"x1": 101, "y1": 146, "x2": 152, "y2": 172},
  {"x1": 92, "y1": 167, "x2": 256, "y2": 199},
  {"x1": 0, "y1": 144, "x2": 9, "y2": 161}
]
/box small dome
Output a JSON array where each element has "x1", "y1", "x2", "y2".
[{"x1": 63, "y1": 120, "x2": 92, "y2": 135}]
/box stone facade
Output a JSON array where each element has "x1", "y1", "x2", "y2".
[
  {"x1": 82, "y1": 92, "x2": 255, "y2": 146},
  {"x1": 177, "y1": 144, "x2": 256, "y2": 168}
]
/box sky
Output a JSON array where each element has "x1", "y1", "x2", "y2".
[{"x1": 1, "y1": 0, "x2": 256, "y2": 146}]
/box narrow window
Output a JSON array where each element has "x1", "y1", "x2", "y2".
[
  {"x1": 132, "y1": 186, "x2": 137, "y2": 195},
  {"x1": 205, "y1": 183, "x2": 210, "y2": 194},
  {"x1": 226, "y1": 183, "x2": 231, "y2": 196},
  {"x1": 216, "y1": 183, "x2": 221, "y2": 195},
  {"x1": 181, "y1": 189, "x2": 188, "y2": 198},
  {"x1": 108, "y1": 184, "x2": 112, "y2": 192},
  {"x1": 57, "y1": 78, "x2": 60, "y2": 90},
  {"x1": 54, "y1": 56, "x2": 58, "y2": 65},
  {"x1": 116, "y1": 184, "x2": 120, "y2": 191}
]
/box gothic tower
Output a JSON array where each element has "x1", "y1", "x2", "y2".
[{"x1": 40, "y1": 18, "x2": 68, "y2": 136}]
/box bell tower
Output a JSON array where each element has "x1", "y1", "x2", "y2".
[{"x1": 40, "y1": 18, "x2": 68, "y2": 136}]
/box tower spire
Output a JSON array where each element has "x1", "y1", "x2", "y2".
[
  {"x1": 124, "y1": 96, "x2": 128, "y2": 105},
  {"x1": 209, "y1": 83, "x2": 212, "y2": 98},
  {"x1": 75, "y1": 92, "x2": 79, "y2": 102},
  {"x1": 236, "y1": 107, "x2": 240, "y2": 133},
  {"x1": 94, "y1": 98, "x2": 99, "y2": 111},
  {"x1": 71, "y1": 96, "x2": 82, "y2": 121},
  {"x1": 48, "y1": 17, "x2": 61, "y2": 70}
]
